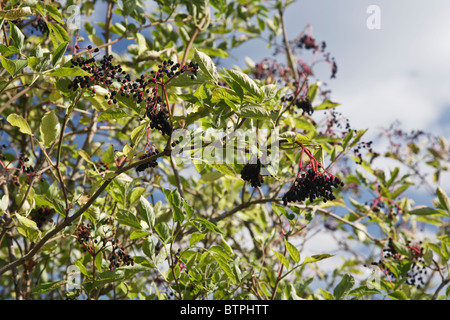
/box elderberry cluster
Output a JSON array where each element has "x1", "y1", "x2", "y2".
[
  {"x1": 281, "y1": 95, "x2": 314, "y2": 115},
  {"x1": 282, "y1": 168, "x2": 343, "y2": 205},
  {"x1": 240, "y1": 158, "x2": 264, "y2": 188},
  {"x1": 366, "y1": 238, "x2": 428, "y2": 289},
  {"x1": 296, "y1": 34, "x2": 324, "y2": 51},
  {"x1": 354, "y1": 141, "x2": 373, "y2": 165},
  {"x1": 30, "y1": 16, "x2": 49, "y2": 35},
  {"x1": 31, "y1": 207, "x2": 55, "y2": 230},
  {"x1": 136, "y1": 149, "x2": 159, "y2": 173},
  {"x1": 147, "y1": 106, "x2": 172, "y2": 136},
  {"x1": 76, "y1": 222, "x2": 93, "y2": 245},
  {"x1": 108, "y1": 240, "x2": 134, "y2": 271}
]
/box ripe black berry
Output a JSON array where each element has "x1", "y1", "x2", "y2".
[{"x1": 240, "y1": 158, "x2": 264, "y2": 188}]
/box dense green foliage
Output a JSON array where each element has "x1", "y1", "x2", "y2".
[{"x1": 0, "y1": 0, "x2": 449, "y2": 300}]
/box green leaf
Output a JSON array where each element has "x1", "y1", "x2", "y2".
[
  {"x1": 164, "y1": 189, "x2": 184, "y2": 224},
  {"x1": 8, "y1": 21, "x2": 24, "y2": 51},
  {"x1": 47, "y1": 67, "x2": 91, "y2": 77},
  {"x1": 40, "y1": 109, "x2": 60, "y2": 147},
  {"x1": 225, "y1": 68, "x2": 263, "y2": 100},
  {"x1": 31, "y1": 280, "x2": 67, "y2": 295},
  {"x1": 333, "y1": 274, "x2": 355, "y2": 300},
  {"x1": 78, "y1": 149, "x2": 94, "y2": 164},
  {"x1": 272, "y1": 250, "x2": 289, "y2": 269},
  {"x1": 190, "y1": 232, "x2": 206, "y2": 246},
  {"x1": 280, "y1": 131, "x2": 311, "y2": 144},
  {"x1": 388, "y1": 290, "x2": 408, "y2": 300},
  {"x1": 122, "y1": 0, "x2": 137, "y2": 16},
  {"x1": 155, "y1": 222, "x2": 170, "y2": 242},
  {"x1": 391, "y1": 240, "x2": 412, "y2": 259},
  {"x1": 408, "y1": 205, "x2": 442, "y2": 216},
  {"x1": 15, "y1": 214, "x2": 41, "y2": 242},
  {"x1": 349, "y1": 286, "x2": 381, "y2": 297},
  {"x1": 0, "y1": 56, "x2": 27, "y2": 76},
  {"x1": 193, "y1": 49, "x2": 220, "y2": 83},
  {"x1": 52, "y1": 41, "x2": 69, "y2": 66},
  {"x1": 116, "y1": 209, "x2": 142, "y2": 229},
  {"x1": 212, "y1": 253, "x2": 237, "y2": 284},
  {"x1": 74, "y1": 260, "x2": 89, "y2": 277},
  {"x1": 436, "y1": 186, "x2": 450, "y2": 213},
  {"x1": 7, "y1": 113, "x2": 32, "y2": 135},
  {"x1": 314, "y1": 99, "x2": 340, "y2": 111},
  {"x1": 301, "y1": 254, "x2": 334, "y2": 266},
  {"x1": 284, "y1": 239, "x2": 300, "y2": 264},
  {"x1": 319, "y1": 288, "x2": 335, "y2": 300},
  {"x1": 142, "y1": 237, "x2": 155, "y2": 260},
  {"x1": 0, "y1": 7, "x2": 32, "y2": 20},
  {"x1": 97, "y1": 108, "x2": 131, "y2": 122},
  {"x1": 350, "y1": 129, "x2": 369, "y2": 148},
  {"x1": 239, "y1": 105, "x2": 270, "y2": 120},
  {"x1": 139, "y1": 196, "x2": 155, "y2": 230},
  {"x1": 192, "y1": 218, "x2": 223, "y2": 234}
]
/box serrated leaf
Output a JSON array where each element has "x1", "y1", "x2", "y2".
[
  {"x1": 408, "y1": 205, "x2": 442, "y2": 216},
  {"x1": 212, "y1": 253, "x2": 237, "y2": 284},
  {"x1": 239, "y1": 105, "x2": 270, "y2": 120},
  {"x1": 97, "y1": 108, "x2": 131, "y2": 122},
  {"x1": 116, "y1": 209, "x2": 142, "y2": 229},
  {"x1": 47, "y1": 67, "x2": 91, "y2": 77},
  {"x1": 301, "y1": 254, "x2": 334, "y2": 266},
  {"x1": 31, "y1": 280, "x2": 67, "y2": 295},
  {"x1": 0, "y1": 56, "x2": 27, "y2": 76},
  {"x1": 436, "y1": 186, "x2": 450, "y2": 213},
  {"x1": 349, "y1": 285, "x2": 381, "y2": 297},
  {"x1": 52, "y1": 41, "x2": 69, "y2": 66},
  {"x1": 9, "y1": 21, "x2": 24, "y2": 51},
  {"x1": 272, "y1": 250, "x2": 289, "y2": 269},
  {"x1": 388, "y1": 291, "x2": 408, "y2": 300},
  {"x1": 284, "y1": 239, "x2": 300, "y2": 264},
  {"x1": 315, "y1": 99, "x2": 340, "y2": 111},
  {"x1": 190, "y1": 232, "x2": 206, "y2": 246},
  {"x1": 193, "y1": 49, "x2": 219, "y2": 83},
  {"x1": 225, "y1": 69, "x2": 263, "y2": 100},
  {"x1": 319, "y1": 288, "x2": 335, "y2": 300},
  {"x1": 139, "y1": 196, "x2": 155, "y2": 230},
  {"x1": 7, "y1": 113, "x2": 32, "y2": 135},
  {"x1": 0, "y1": 7, "x2": 32, "y2": 20},
  {"x1": 333, "y1": 274, "x2": 355, "y2": 300},
  {"x1": 350, "y1": 129, "x2": 369, "y2": 148},
  {"x1": 78, "y1": 149, "x2": 93, "y2": 164},
  {"x1": 142, "y1": 237, "x2": 155, "y2": 260},
  {"x1": 15, "y1": 214, "x2": 41, "y2": 242},
  {"x1": 40, "y1": 109, "x2": 60, "y2": 147}
]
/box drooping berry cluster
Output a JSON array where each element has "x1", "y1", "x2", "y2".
[
  {"x1": 31, "y1": 207, "x2": 55, "y2": 230},
  {"x1": 282, "y1": 168, "x2": 343, "y2": 205},
  {"x1": 75, "y1": 222, "x2": 134, "y2": 271},
  {"x1": 240, "y1": 158, "x2": 264, "y2": 188},
  {"x1": 30, "y1": 16, "x2": 49, "y2": 35},
  {"x1": 282, "y1": 143, "x2": 344, "y2": 206},
  {"x1": 107, "y1": 240, "x2": 134, "y2": 271},
  {"x1": 281, "y1": 95, "x2": 314, "y2": 116},
  {"x1": 365, "y1": 238, "x2": 428, "y2": 289},
  {"x1": 136, "y1": 149, "x2": 159, "y2": 173},
  {"x1": 354, "y1": 140, "x2": 373, "y2": 165},
  {"x1": 147, "y1": 104, "x2": 172, "y2": 137}
]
